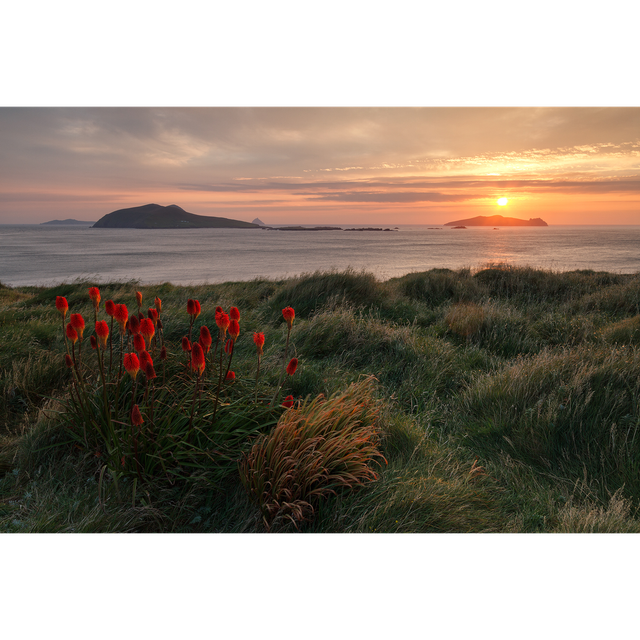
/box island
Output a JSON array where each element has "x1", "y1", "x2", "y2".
[
  {"x1": 41, "y1": 219, "x2": 95, "y2": 225},
  {"x1": 92, "y1": 204, "x2": 260, "y2": 229},
  {"x1": 443, "y1": 215, "x2": 548, "y2": 227}
]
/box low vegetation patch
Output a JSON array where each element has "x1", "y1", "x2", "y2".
[{"x1": 3, "y1": 265, "x2": 640, "y2": 532}]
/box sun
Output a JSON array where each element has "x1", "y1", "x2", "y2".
[{"x1": 497, "y1": 197, "x2": 508, "y2": 206}]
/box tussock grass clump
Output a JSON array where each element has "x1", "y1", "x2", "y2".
[
  {"x1": 445, "y1": 302, "x2": 486, "y2": 339},
  {"x1": 394, "y1": 268, "x2": 481, "y2": 305},
  {"x1": 239, "y1": 377, "x2": 385, "y2": 530},
  {"x1": 269, "y1": 268, "x2": 382, "y2": 318},
  {"x1": 602, "y1": 315, "x2": 640, "y2": 345}
]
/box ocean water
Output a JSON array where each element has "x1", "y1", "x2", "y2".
[{"x1": 1, "y1": 224, "x2": 639, "y2": 288}]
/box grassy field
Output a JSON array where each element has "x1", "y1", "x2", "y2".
[{"x1": 2, "y1": 264, "x2": 640, "y2": 533}]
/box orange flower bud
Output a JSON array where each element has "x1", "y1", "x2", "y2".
[
  {"x1": 147, "y1": 308, "x2": 158, "y2": 326},
  {"x1": 230, "y1": 306, "x2": 240, "y2": 321},
  {"x1": 154, "y1": 296, "x2": 162, "y2": 314},
  {"x1": 181, "y1": 336, "x2": 192, "y2": 352},
  {"x1": 114, "y1": 304, "x2": 128, "y2": 333},
  {"x1": 105, "y1": 299, "x2": 116, "y2": 317},
  {"x1": 136, "y1": 291, "x2": 143, "y2": 308}
]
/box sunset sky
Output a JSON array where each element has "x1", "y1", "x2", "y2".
[{"x1": 1, "y1": 107, "x2": 639, "y2": 226}]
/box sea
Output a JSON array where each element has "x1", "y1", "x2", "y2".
[{"x1": 1, "y1": 223, "x2": 640, "y2": 288}]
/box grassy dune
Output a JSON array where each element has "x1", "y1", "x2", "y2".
[{"x1": 2, "y1": 265, "x2": 640, "y2": 533}]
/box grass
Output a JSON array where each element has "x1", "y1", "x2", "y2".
[{"x1": 3, "y1": 265, "x2": 640, "y2": 532}]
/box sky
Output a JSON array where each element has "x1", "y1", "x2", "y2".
[{"x1": 2, "y1": 107, "x2": 639, "y2": 226}]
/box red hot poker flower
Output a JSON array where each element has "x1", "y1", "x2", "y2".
[
  {"x1": 225, "y1": 339, "x2": 234, "y2": 355},
  {"x1": 191, "y1": 342, "x2": 205, "y2": 376},
  {"x1": 282, "y1": 307, "x2": 295, "y2": 330},
  {"x1": 147, "y1": 308, "x2": 158, "y2": 326},
  {"x1": 160, "y1": 346, "x2": 167, "y2": 361},
  {"x1": 282, "y1": 395, "x2": 294, "y2": 408},
  {"x1": 89, "y1": 287, "x2": 101, "y2": 310},
  {"x1": 95, "y1": 320, "x2": 109, "y2": 349},
  {"x1": 139, "y1": 318, "x2": 155, "y2": 343},
  {"x1": 123, "y1": 353, "x2": 140, "y2": 378},
  {"x1": 154, "y1": 296, "x2": 162, "y2": 314},
  {"x1": 187, "y1": 299, "x2": 198, "y2": 317},
  {"x1": 66, "y1": 323, "x2": 78, "y2": 344},
  {"x1": 136, "y1": 291, "x2": 143, "y2": 308},
  {"x1": 70, "y1": 313, "x2": 85, "y2": 340},
  {"x1": 90, "y1": 335, "x2": 98, "y2": 350},
  {"x1": 145, "y1": 362, "x2": 157, "y2": 380},
  {"x1": 194, "y1": 300, "x2": 201, "y2": 318},
  {"x1": 181, "y1": 336, "x2": 192, "y2": 352},
  {"x1": 133, "y1": 333, "x2": 146, "y2": 354},
  {"x1": 105, "y1": 300, "x2": 116, "y2": 317},
  {"x1": 64, "y1": 354, "x2": 73, "y2": 368},
  {"x1": 253, "y1": 332, "x2": 265, "y2": 356},
  {"x1": 286, "y1": 357, "x2": 298, "y2": 376},
  {"x1": 114, "y1": 304, "x2": 128, "y2": 333},
  {"x1": 56, "y1": 296, "x2": 69, "y2": 318},
  {"x1": 131, "y1": 404, "x2": 144, "y2": 426},
  {"x1": 228, "y1": 319, "x2": 240, "y2": 342},
  {"x1": 199, "y1": 326, "x2": 212, "y2": 353},
  {"x1": 139, "y1": 350, "x2": 153, "y2": 371},
  {"x1": 226, "y1": 370, "x2": 236, "y2": 381},
  {"x1": 128, "y1": 314, "x2": 140, "y2": 335},
  {"x1": 216, "y1": 311, "x2": 230, "y2": 338},
  {"x1": 229, "y1": 307, "x2": 240, "y2": 321}
]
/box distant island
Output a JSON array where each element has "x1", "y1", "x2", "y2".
[
  {"x1": 92, "y1": 204, "x2": 260, "y2": 229},
  {"x1": 41, "y1": 219, "x2": 95, "y2": 225},
  {"x1": 443, "y1": 215, "x2": 548, "y2": 227}
]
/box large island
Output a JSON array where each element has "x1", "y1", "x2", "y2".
[
  {"x1": 443, "y1": 215, "x2": 548, "y2": 227},
  {"x1": 92, "y1": 204, "x2": 260, "y2": 229}
]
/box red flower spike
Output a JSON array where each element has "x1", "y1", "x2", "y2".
[
  {"x1": 123, "y1": 353, "x2": 140, "y2": 378},
  {"x1": 160, "y1": 346, "x2": 167, "y2": 361},
  {"x1": 95, "y1": 320, "x2": 109, "y2": 349},
  {"x1": 181, "y1": 336, "x2": 192, "y2": 352},
  {"x1": 70, "y1": 313, "x2": 85, "y2": 340},
  {"x1": 282, "y1": 395, "x2": 294, "y2": 408},
  {"x1": 157, "y1": 317, "x2": 163, "y2": 330},
  {"x1": 55, "y1": 296, "x2": 69, "y2": 318},
  {"x1": 66, "y1": 323, "x2": 78, "y2": 344},
  {"x1": 226, "y1": 370, "x2": 236, "y2": 381},
  {"x1": 229, "y1": 319, "x2": 240, "y2": 341},
  {"x1": 133, "y1": 333, "x2": 146, "y2": 354},
  {"x1": 64, "y1": 354, "x2": 73, "y2": 368},
  {"x1": 253, "y1": 332, "x2": 265, "y2": 355},
  {"x1": 148, "y1": 308, "x2": 158, "y2": 326},
  {"x1": 88, "y1": 287, "x2": 101, "y2": 310},
  {"x1": 105, "y1": 300, "x2": 116, "y2": 317},
  {"x1": 282, "y1": 307, "x2": 295, "y2": 329},
  {"x1": 154, "y1": 296, "x2": 162, "y2": 314},
  {"x1": 139, "y1": 318, "x2": 155, "y2": 342},
  {"x1": 114, "y1": 304, "x2": 128, "y2": 333},
  {"x1": 230, "y1": 307, "x2": 240, "y2": 321},
  {"x1": 286, "y1": 357, "x2": 298, "y2": 376},
  {"x1": 128, "y1": 314, "x2": 140, "y2": 335},
  {"x1": 90, "y1": 335, "x2": 98, "y2": 350},
  {"x1": 139, "y1": 350, "x2": 153, "y2": 370},
  {"x1": 199, "y1": 326, "x2": 212, "y2": 353},
  {"x1": 215, "y1": 306, "x2": 223, "y2": 314},
  {"x1": 131, "y1": 404, "x2": 144, "y2": 426},
  {"x1": 194, "y1": 300, "x2": 201, "y2": 318},
  {"x1": 216, "y1": 311, "x2": 230, "y2": 337},
  {"x1": 187, "y1": 299, "x2": 197, "y2": 316},
  {"x1": 145, "y1": 362, "x2": 157, "y2": 380},
  {"x1": 225, "y1": 338, "x2": 234, "y2": 355},
  {"x1": 136, "y1": 291, "x2": 143, "y2": 308},
  {"x1": 191, "y1": 342, "x2": 205, "y2": 376}
]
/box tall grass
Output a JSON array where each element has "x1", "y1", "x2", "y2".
[{"x1": 4, "y1": 266, "x2": 640, "y2": 532}]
